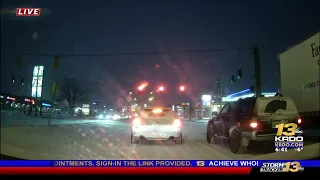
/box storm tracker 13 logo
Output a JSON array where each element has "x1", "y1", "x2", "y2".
[
  {"x1": 260, "y1": 161, "x2": 304, "y2": 172},
  {"x1": 274, "y1": 123, "x2": 304, "y2": 152}
]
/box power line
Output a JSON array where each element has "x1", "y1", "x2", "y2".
[{"x1": 19, "y1": 47, "x2": 253, "y2": 57}]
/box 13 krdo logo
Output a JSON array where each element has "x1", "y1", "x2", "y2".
[{"x1": 275, "y1": 123, "x2": 303, "y2": 142}]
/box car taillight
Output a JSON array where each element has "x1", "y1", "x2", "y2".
[
  {"x1": 153, "y1": 109, "x2": 162, "y2": 113},
  {"x1": 133, "y1": 118, "x2": 141, "y2": 127},
  {"x1": 173, "y1": 119, "x2": 181, "y2": 127},
  {"x1": 250, "y1": 122, "x2": 258, "y2": 128},
  {"x1": 297, "y1": 117, "x2": 302, "y2": 124}
]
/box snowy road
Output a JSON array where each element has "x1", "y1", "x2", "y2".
[
  {"x1": 1, "y1": 118, "x2": 319, "y2": 160},
  {"x1": 1, "y1": 111, "x2": 99, "y2": 128}
]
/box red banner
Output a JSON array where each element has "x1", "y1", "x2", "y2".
[{"x1": 0, "y1": 167, "x2": 252, "y2": 175}]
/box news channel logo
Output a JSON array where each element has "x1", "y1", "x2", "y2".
[
  {"x1": 196, "y1": 161, "x2": 205, "y2": 166},
  {"x1": 274, "y1": 123, "x2": 304, "y2": 152},
  {"x1": 260, "y1": 161, "x2": 304, "y2": 172}
]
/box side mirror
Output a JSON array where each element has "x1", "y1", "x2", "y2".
[{"x1": 212, "y1": 112, "x2": 218, "y2": 117}]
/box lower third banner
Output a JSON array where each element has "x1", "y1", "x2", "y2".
[{"x1": 0, "y1": 160, "x2": 319, "y2": 174}]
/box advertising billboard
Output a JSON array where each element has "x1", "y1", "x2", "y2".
[{"x1": 201, "y1": 95, "x2": 212, "y2": 106}]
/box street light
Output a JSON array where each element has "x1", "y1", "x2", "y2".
[{"x1": 129, "y1": 92, "x2": 132, "y2": 95}]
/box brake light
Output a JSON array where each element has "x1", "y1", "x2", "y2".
[
  {"x1": 153, "y1": 109, "x2": 162, "y2": 113},
  {"x1": 250, "y1": 122, "x2": 258, "y2": 128},
  {"x1": 133, "y1": 118, "x2": 141, "y2": 127},
  {"x1": 297, "y1": 118, "x2": 302, "y2": 124},
  {"x1": 173, "y1": 119, "x2": 181, "y2": 127}
]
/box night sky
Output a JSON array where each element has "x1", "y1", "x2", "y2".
[{"x1": 1, "y1": 0, "x2": 319, "y2": 106}]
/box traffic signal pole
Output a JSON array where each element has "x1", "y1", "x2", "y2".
[
  {"x1": 216, "y1": 73, "x2": 223, "y2": 112},
  {"x1": 253, "y1": 46, "x2": 262, "y2": 97}
]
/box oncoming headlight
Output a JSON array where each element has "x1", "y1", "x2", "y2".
[
  {"x1": 98, "y1": 114, "x2": 104, "y2": 119},
  {"x1": 113, "y1": 114, "x2": 120, "y2": 119}
]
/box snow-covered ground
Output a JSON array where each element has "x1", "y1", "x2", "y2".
[
  {"x1": 0, "y1": 111, "x2": 118, "y2": 128},
  {"x1": 1, "y1": 118, "x2": 318, "y2": 160}
]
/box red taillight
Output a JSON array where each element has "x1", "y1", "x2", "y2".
[
  {"x1": 153, "y1": 109, "x2": 162, "y2": 113},
  {"x1": 173, "y1": 119, "x2": 181, "y2": 127},
  {"x1": 250, "y1": 122, "x2": 258, "y2": 128},
  {"x1": 297, "y1": 118, "x2": 302, "y2": 124},
  {"x1": 133, "y1": 118, "x2": 141, "y2": 127}
]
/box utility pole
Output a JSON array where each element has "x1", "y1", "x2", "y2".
[
  {"x1": 216, "y1": 73, "x2": 223, "y2": 111},
  {"x1": 199, "y1": 103, "x2": 203, "y2": 120},
  {"x1": 49, "y1": 82, "x2": 58, "y2": 126},
  {"x1": 253, "y1": 46, "x2": 262, "y2": 97},
  {"x1": 189, "y1": 102, "x2": 192, "y2": 121},
  {"x1": 40, "y1": 77, "x2": 43, "y2": 117},
  {"x1": 48, "y1": 100, "x2": 53, "y2": 126}
]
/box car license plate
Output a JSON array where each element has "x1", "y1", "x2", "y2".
[
  {"x1": 151, "y1": 132, "x2": 163, "y2": 137},
  {"x1": 272, "y1": 120, "x2": 287, "y2": 128}
]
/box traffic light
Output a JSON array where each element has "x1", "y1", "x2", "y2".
[
  {"x1": 137, "y1": 82, "x2": 148, "y2": 91},
  {"x1": 138, "y1": 85, "x2": 144, "y2": 91},
  {"x1": 231, "y1": 75, "x2": 235, "y2": 83},
  {"x1": 237, "y1": 69, "x2": 242, "y2": 80},
  {"x1": 179, "y1": 85, "x2": 185, "y2": 92},
  {"x1": 21, "y1": 78, "x2": 24, "y2": 86},
  {"x1": 54, "y1": 56, "x2": 59, "y2": 69},
  {"x1": 12, "y1": 75, "x2": 15, "y2": 83},
  {"x1": 158, "y1": 86, "x2": 164, "y2": 92},
  {"x1": 16, "y1": 56, "x2": 21, "y2": 68}
]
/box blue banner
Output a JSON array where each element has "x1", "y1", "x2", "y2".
[{"x1": 0, "y1": 160, "x2": 319, "y2": 167}]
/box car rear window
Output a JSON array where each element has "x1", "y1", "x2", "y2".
[
  {"x1": 238, "y1": 99, "x2": 256, "y2": 116},
  {"x1": 141, "y1": 109, "x2": 172, "y2": 118},
  {"x1": 257, "y1": 97, "x2": 298, "y2": 114},
  {"x1": 148, "y1": 112, "x2": 168, "y2": 117}
]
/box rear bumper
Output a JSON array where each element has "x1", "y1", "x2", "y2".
[
  {"x1": 132, "y1": 126, "x2": 181, "y2": 140},
  {"x1": 242, "y1": 130, "x2": 276, "y2": 141}
]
